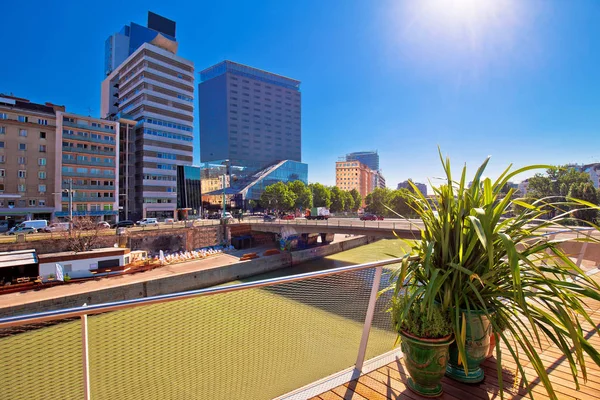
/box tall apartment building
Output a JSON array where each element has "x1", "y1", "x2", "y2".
[
  {"x1": 0, "y1": 95, "x2": 64, "y2": 224},
  {"x1": 199, "y1": 60, "x2": 302, "y2": 170},
  {"x1": 101, "y1": 14, "x2": 194, "y2": 220},
  {"x1": 104, "y1": 12, "x2": 177, "y2": 77},
  {"x1": 57, "y1": 112, "x2": 119, "y2": 223},
  {"x1": 397, "y1": 179, "x2": 427, "y2": 196},
  {"x1": 335, "y1": 160, "x2": 374, "y2": 205}
]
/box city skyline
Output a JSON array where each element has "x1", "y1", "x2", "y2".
[{"x1": 2, "y1": 1, "x2": 600, "y2": 189}]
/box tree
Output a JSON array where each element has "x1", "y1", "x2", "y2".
[
  {"x1": 365, "y1": 187, "x2": 393, "y2": 215},
  {"x1": 389, "y1": 189, "x2": 414, "y2": 217},
  {"x1": 568, "y1": 182, "x2": 599, "y2": 225},
  {"x1": 349, "y1": 189, "x2": 362, "y2": 211},
  {"x1": 310, "y1": 183, "x2": 332, "y2": 208},
  {"x1": 62, "y1": 217, "x2": 103, "y2": 253},
  {"x1": 287, "y1": 180, "x2": 313, "y2": 210},
  {"x1": 527, "y1": 166, "x2": 592, "y2": 199},
  {"x1": 342, "y1": 190, "x2": 355, "y2": 212},
  {"x1": 248, "y1": 199, "x2": 257, "y2": 212},
  {"x1": 260, "y1": 182, "x2": 296, "y2": 212},
  {"x1": 329, "y1": 186, "x2": 346, "y2": 213}
]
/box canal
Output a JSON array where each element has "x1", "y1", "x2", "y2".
[{"x1": 0, "y1": 238, "x2": 411, "y2": 400}]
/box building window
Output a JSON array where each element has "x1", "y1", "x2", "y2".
[
  {"x1": 18, "y1": 184, "x2": 26, "y2": 192},
  {"x1": 38, "y1": 184, "x2": 46, "y2": 193},
  {"x1": 0, "y1": 142, "x2": 4, "y2": 148},
  {"x1": 19, "y1": 143, "x2": 26, "y2": 150},
  {"x1": 18, "y1": 200, "x2": 25, "y2": 207},
  {"x1": 0, "y1": 169, "x2": 4, "y2": 177},
  {"x1": 40, "y1": 132, "x2": 46, "y2": 139},
  {"x1": 18, "y1": 116, "x2": 28, "y2": 123},
  {"x1": 38, "y1": 171, "x2": 46, "y2": 179},
  {"x1": 76, "y1": 204, "x2": 87, "y2": 211},
  {"x1": 0, "y1": 155, "x2": 5, "y2": 163},
  {"x1": 38, "y1": 119, "x2": 48, "y2": 125},
  {"x1": 39, "y1": 199, "x2": 45, "y2": 206},
  {"x1": 104, "y1": 204, "x2": 113, "y2": 211},
  {"x1": 38, "y1": 158, "x2": 46, "y2": 166},
  {"x1": 18, "y1": 170, "x2": 26, "y2": 178},
  {"x1": 0, "y1": 127, "x2": 4, "y2": 134},
  {"x1": 0, "y1": 113, "x2": 6, "y2": 120},
  {"x1": 18, "y1": 157, "x2": 26, "y2": 164},
  {"x1": 29, "y1": 199, "x2": 36, "y2": 206},
  {"x1": 39, "y1": 145, "x2": 47, "y2": 152}
]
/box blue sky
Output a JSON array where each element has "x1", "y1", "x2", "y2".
[{"x1": 2, "y1": 0, "x2": 599, "y2": 189}]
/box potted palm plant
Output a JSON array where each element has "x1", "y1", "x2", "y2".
[
  {"x1": 390, "y1": 150, "x2": 600, "y2": 398},
  {"x1": 390, "y1": 291, "x2": 453, "y2": 397}
]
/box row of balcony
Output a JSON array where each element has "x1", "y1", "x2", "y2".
[
  {"x1": 62, "y1": 146, "x2": 116, "y2": 156},
  {"x1": 62, "y1": 171, "x2": 115, "y2": 178},
  {"x1": 62, "y1": 132, "x2": 116, "y2": 145},
  {"x1": 61, "y1": 185, "x2": 115, "y2": 190},
  {"x1": 61, "y1": 195, "x2": 115, "y2": 202},
  {"x1": 62, "y1": 158, "x2": 115, "y2": 167},
  {"x1": 63, "y1": 120, "x2": 116, "y2": 134}
]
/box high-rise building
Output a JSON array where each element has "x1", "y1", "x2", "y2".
[
  {"x1": 0, "y1": 95, "x2": 64, "y2": 224},
  {"x1": 346, "y1": 151, "x2": 379, "y2": 172},
  {"x1": 116, "y1": 115, "x2": 137, "y2": 221},
  {"x1": 374, "y1": 170, "x2": 386, "y2": 189},
  {"x1": 101, "y1": 13, "x2": 194, "y2": 220},
  {"x1": 397, "y1": 179, "x2": 427, "y2": 196},
  {"x1": 335, "y1": 160, "x2": 374, "y2": 206},
  {"x1": 104, "y1": 12, "x2": 177, "y2": 77},
  {"x1": 199, "y1": 60, "x2": 302, "y2": 169},
  {"x1": 57, "y1": 112, "x2": 119, "y2": 223},
  {"x1": 197, "y1": 61, "x2": 307, "y2": 206}
]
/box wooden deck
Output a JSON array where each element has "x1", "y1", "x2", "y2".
[{"x1": 313, "y1": 284, "x2": 600, "y2": 399}]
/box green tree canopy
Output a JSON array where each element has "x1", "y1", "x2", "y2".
[
  {"x1": 342, "y1": 190, "x2": 355, "y2": 212},
  {"x1": 568, "y1": 182, "x2": 599, "y2": 225},
  {"x1": 310, "y1": 183, "x2": 332, "y2": 208},
  {"x1": 329, "y1": 186, "x2": 346, "y2": 213},
  {"x1": 349, "y1": 189, "x2": 362, "y2": 211},
  {"x1": 287, "y1": 180, "x2": 313, "y2": 210},
  {"x1": 260, "y1": 182, "x2": 296, "y2": 212},
  {"x1": 365, "y1": 187, "x2": 393, "y2": 215},
  {"x1": 527, "y1": 166, "x2": 592, "y2": 199}
]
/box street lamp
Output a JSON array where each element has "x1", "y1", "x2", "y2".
[
  {"x1": 54, "y1": 178, "x2": 74, "y2": 232},
  {"x1": 222, "y1": 160, "x2": 229, "y2": 219}
]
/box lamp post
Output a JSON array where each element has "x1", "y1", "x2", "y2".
[
  {"x1": 64, "y1": 178, "x2": 74, "y2": 232},
  {"x1": 222, "y1": 159, "x2": 229, "y2": 219}
]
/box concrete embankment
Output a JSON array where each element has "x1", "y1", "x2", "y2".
[{"x1": 0, "y1": 235, "x2": 376, "y2": 318}]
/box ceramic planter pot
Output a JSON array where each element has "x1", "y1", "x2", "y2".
[
  {"x1": 446, "y1": 309, "x2": 491, "y2": 383},
  {"x1": 400, "y1": 331, "x2": 454, "y2": 397}
]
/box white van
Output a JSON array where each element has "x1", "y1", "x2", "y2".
[
  {"x1": 7, "y1": 220, "x2": 48, "y2": 235},
  {"x1": 136, "y1": 218, "x2": 159, "y2": 227}
]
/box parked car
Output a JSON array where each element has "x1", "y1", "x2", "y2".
[
  {"x1": 360, "y1": 213, "x2": 382, "y2": 221},
  {"x1": 164, "y1": 218, "x2": 175, "y2": 224},
  {"x1": 221, "y1": 212, "x2": 234, "y2": 221},
  {"x1": 7, "y1": 226, "x2": 37, "y2": 235},
  {"x1": 207, "y1": 214, "x2": 221, "y2": 220},
  {"x1": 263, "y1": 214, "x2": 277, "y2": 222},
  {"x1": 97, "y1": 221, "x2": 110, "y2": 229},
  {"x1": 281, "y1": 214, "x2": 295, "y2": 220},
  {"x1": 136, "y1": 218, "x2": 159, "y2": 227},
  {"x1": 42, "y1": 222, "x2": 70, "y2": 233},
  {"x1": 113, "y1": 220, "x2": 135, "y2": 228}
]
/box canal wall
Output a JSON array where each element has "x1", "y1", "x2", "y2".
[{"x1": 0, "y1": 235, "x2": 375, "y2": 318}]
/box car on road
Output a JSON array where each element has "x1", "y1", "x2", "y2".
[
  {"x1": 7, "y1": 226, "x2": 37, "y2": 235},
  {"x1": 136, "y1": 218, "x2": 159, "y2": 227},
  {"x1": 113, "y1": 220, "x2": 135, "y2": 228},
  {"x1": 263, "y1": 214, "x2": 277, "y2": 222},
  {"x1": 97, "y1": 221, "x2": 110, "y2": 229},
  {"x1": 42, "y1": 222, "x2": 70, "y2": 233},
  {"x1": 164, "y1": 218, "x2": 175, "y2": 224},
  {"x1": 281, "y1": 214, "x2": 295, "y2": 220},
  {"x1": 221, "y1": 212, "x2": 234, "y2": 221},
  {"x1": 359, "y1": 214, "x2": 383, "y2": 221}
]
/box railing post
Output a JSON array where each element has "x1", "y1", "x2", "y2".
[
  {"x1": 576, "y1": 241, "x2": 589, "y2": 268},
  {"x1": 81, "y1": 312, "x2": 91, "y2": 400},
  {"x1": 355, "y1": 265, "x2": 383, "y2": 372}
]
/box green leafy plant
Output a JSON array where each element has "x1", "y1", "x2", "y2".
[
  {"x1": 390, "y1": 294, "x2": 451, "y2": 339},
  {"x1": 64, "y1": 274, "x2": 71, "y2": 282},
  {"x1": 389, "y1": 149, "x2": 600, "y2": 399}
]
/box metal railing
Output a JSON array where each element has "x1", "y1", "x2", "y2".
[{"x1": 0, "y1": 258, "x2": 407, "y2": 400}]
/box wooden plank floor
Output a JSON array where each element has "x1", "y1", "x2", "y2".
[{"x1": 312, "y1": 283, "x2": 600, "y2": 399}]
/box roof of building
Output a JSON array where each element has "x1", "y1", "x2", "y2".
[
  {"x1": 0, "y1": 250, "x2": 38, "y2": 269},
  {"x1": 0, "y1": 95, "x2": 63, "y2": 115},
  {"x1": 199, "y1": 60, "x2": 300, "y2": 90}
]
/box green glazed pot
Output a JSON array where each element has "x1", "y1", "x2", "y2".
[
  {"x1": 400, "y1": 331, "x2": 454, "y2": 398},
  {"x1": 446, "y1": 309, "x2": 491, "y2": 383}
]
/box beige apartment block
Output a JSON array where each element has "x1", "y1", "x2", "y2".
[
  {"x1": 57, "y1": 112, "x2": 120, "y2": 223},
  {"x1": 0, "y1": 95, "x2": 64, "y2": 225},
  {"x1": 335, "y1": 160, "x2": 375, "y2": 206}
]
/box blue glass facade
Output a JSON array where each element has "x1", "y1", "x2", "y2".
[
  {"x1": 245, "y1": 161, "x2": 308, "y2": 200},
  {"x1": 200, "y1": 61, "x2": 300, "y2": 91},
  {"x1": 346, "y1": 151, "x2": 379, "y2": 171}
]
